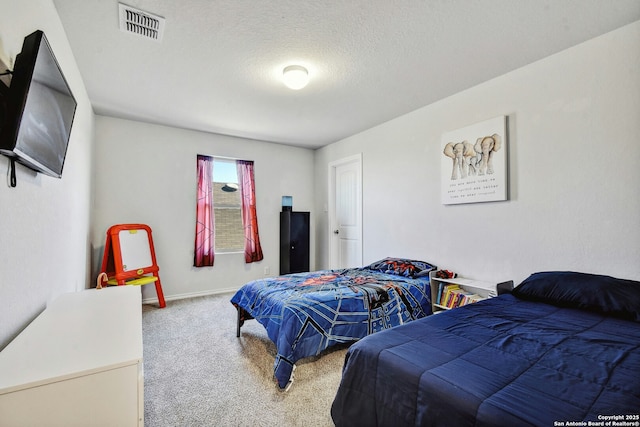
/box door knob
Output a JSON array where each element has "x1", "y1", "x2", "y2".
[{"x1": 333, "y1": 230, "x2": 339, "y2": 234}]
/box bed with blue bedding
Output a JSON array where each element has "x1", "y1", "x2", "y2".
[
  {"x1": 331, "y1": 271, "x2": 640, "y2": 426},
  {"x1": 230, "y1": 258, "x2": 435, "y2": 389}
]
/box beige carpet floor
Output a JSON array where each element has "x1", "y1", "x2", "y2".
[{"x1": 142, "y1": 293, "x2": 349, "y2": 426}]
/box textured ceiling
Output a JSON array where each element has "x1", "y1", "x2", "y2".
[{"x1": 53, "y1": 0, "x2": 640, "y2": 148}]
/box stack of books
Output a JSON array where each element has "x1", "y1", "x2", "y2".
[{"x1": 435, "y1": 283, "x2": 484, "y2": 309}]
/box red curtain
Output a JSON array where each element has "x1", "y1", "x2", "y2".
[
  {"x1": 194, "y1": 155, "x2": 214, "y2": 267},
  {"x1": 237, "y1": 160, "x2": 264, "y2": 263}
]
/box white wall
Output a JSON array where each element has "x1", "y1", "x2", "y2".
[
  {"x1": 315, "y1": 21, "x2": 640, "y2": 286},
  {"x1": 92, "y1": 116, "x2": 315, "y2": 302},
  {"x1": 0, "y1": 1, "x2": 95, "y2": 349}
]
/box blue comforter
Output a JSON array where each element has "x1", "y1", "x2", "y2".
[
  {"x1": 331, "y1": 294, "x2": 640, "y2": 426},
  {"x1": 230, "y1": 267, "x2": 432, "y2": 389}
]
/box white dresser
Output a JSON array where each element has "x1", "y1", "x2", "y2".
[{"x1": 0, "y1": 286, "x2": 143, "y2": 426}]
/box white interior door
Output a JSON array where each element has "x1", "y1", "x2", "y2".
[{"x1": 329, "y1": 154, "x2": 362, "y2": 269}]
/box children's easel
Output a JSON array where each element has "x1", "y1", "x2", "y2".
[{"x1": 99, "y1": 223, "x2": 166, "y2": 308}]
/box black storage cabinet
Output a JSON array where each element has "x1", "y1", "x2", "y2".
[{"x1": 280, "y1": 211, "x2": 310, "y2": 275}]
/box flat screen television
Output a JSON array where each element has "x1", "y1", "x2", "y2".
[{"x1": 0, "y1": 30, "x2": 77, "y2": 179}]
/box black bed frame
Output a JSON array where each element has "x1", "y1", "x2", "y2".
[{"x1": 235, "y1": 305, "x2": 254, "y2": 337}]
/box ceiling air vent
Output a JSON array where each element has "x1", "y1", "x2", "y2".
[{"x1": 118, "y1": 3, "x2": 165, "y2": 42}]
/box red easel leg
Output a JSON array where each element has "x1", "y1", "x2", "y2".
[{"x1": 154, "y1": 278, "x2": 166, "y2": 308}]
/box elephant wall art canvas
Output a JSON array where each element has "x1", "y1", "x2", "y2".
[{"x1": 441, "y1": 115, "x2": 508, "y2": 205}]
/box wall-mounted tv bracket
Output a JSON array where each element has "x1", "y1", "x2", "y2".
[
  {"x1": 0, "y1": 55, "x2": 9, "y2": 115},
  {"x1": 0, "y1": 57, "x2": 16, "y2": 187},
  {"x1": 0, "y1": 55, "x2": 11, "y2": 88}
]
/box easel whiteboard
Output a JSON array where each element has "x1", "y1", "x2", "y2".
[{"x1": 118, "y1": 229, "x2": 153, "y2": 272}]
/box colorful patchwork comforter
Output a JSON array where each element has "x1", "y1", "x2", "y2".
[{"x1": 230, "y1": 266, "x2": 432, "y2": 389}]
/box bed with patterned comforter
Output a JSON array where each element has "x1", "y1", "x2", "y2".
[{"x1": 230, "y1": 258, "x2": 435, "y2": 389}]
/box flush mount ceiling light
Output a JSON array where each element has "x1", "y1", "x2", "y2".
[{"x1": 282, "y1": 65, "x2": 309, "y2": 90}]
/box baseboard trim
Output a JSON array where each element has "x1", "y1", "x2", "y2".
[{"x1": 142, "y1": 287, "x2": 239, "y2": 305}]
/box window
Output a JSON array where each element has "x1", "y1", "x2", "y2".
[
  {"x1": 194, "y1": 155, "x2": 263, "y2": 266},
  {"x1": 212, "y1": 158, "x2": 244, "y2": 253}
]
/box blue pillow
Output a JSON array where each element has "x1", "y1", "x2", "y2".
[
  {"x1": 512, "y1": 271, "x2": 640, "y2": 322},
  {"x1": 365, "y1": 257, "x2": 436, "y2": 278}
]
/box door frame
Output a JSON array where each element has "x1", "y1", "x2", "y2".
[{"x1": 328, "y1": 153, "x2": 363, "y2": 269}]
